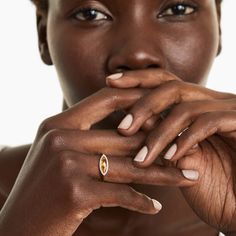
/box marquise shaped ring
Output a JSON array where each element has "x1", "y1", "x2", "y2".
[{"x1": 99, "y1": 154, "x2": 109, "y2": 177}]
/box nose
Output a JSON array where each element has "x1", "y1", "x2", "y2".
[{"x1": 107, "y1": 30, "x2": 165, "y2": 73}]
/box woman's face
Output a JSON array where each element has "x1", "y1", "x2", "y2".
[{"x1": 43, "y1": 0, "x2": 220, "y2": 109}]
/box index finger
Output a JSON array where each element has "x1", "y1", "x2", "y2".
[
  {"x1": 106, "y1": 69, "x2": 181, "y2": 89},
  {"x1": 39, "y1": 88, "x2": 146, "y2": 133}
]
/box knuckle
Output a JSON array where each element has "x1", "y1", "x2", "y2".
[
  {"x1": 43, "y1": 129, "x2": 65, "y2": 153},
  {"x1": 109, "y1": 92, "x2": 121, "y2": 109},
  {"x1": 197, "y1": 113, "x2": 218, "y2": 133},
  {"x1": 101, "y1": 87, "x2": 115, "y2": 99},
  {"x1": 121, "y1": 185, "x2": 135, "y2": 200},
  {"x1": 132, "y1": 100, "x2": 152, "y2": 119},
  {"x1": 120, "y1": 186, "x2": 151, "y2": 211},
  {"x1": 56, "y1": 151, "x2": 75, "y2": 177},
  {"x1": 122, "y1": 159, "x2": 136, "y2": 182},
  {"x1": 110, "y1": 94, "x2": 120, "y2": 109},
  {"x1": 123, "y1": 158, "x2": 145, "y2": 182},
  {"x1": 38, "y1": 117, "x2": 56, "y2": 136},
  {"x1": 171, "y1": 102, "x2": 192, "y2": 121},
  {"x1": 146, "y1": 131, "x2": 163, "y2": 145},
  {"x1": 101, "y1": 87, "x2": 120, "y2": 109},
  {"x1": 128, "y1": 190, "x2": 150, "y2": 209},
  {"x1": 77, "y1": 122, "x2": 91, "y2": 130},
  {"x1": 60, "y1": 178, "x2": 82, "y2": 211},
  {"x1": 54, "y1": 153, "x2": 86, "y2": 209},
  {"x1": 65, "y1": 181, "x2": 81, "y2": 207},
  {"x1": 165, "y1": 80, "x2": 183, "y2": 98},
  {"x1": 198, "y1": 112, "x2": 215, "y2": 125},
  {"x1": 100, "y1": 87, "x2": 111, "y2": 95},
  {"x1": 166, "y1": 79, "x2": 181, "y2": 89}
]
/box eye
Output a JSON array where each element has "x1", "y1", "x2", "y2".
[
  {"x1": 160, "y1": 3, "x2": 196, "y2": 17},
  {"x1": 73, "y1": 8, "x2": 109, "y2": 21}
]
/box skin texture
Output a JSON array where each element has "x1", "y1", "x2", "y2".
[{"x1": 0, "y1": 0, "x2": 236, "y2": 235}]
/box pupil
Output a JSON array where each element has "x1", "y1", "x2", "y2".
[
  {"x1": 83, "y1": 10, "x2": 97, "y2": 20},
  {"x1": 172, "y1": 5, "x2": 186, "y2": 15}
]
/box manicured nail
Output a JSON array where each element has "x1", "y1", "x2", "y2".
[
  {"x1": 152, "y1": 199, "x2": 162, "y2": 211},
  {"x1": 118, "y1": 114, "x2": 133, "y2": 130},
  {"x1": 191, "y1": 143, "x2": 199, "y2": 149},
  {"x1": 164, "y1": 144, "x2": 177, "y2": 160},
  {"x1": 182, "y1": 170, "x2": 199, "y2": 181},
  {"x1": 107, "y1": 73, "x2": 123, "y2": 80},
  {"x1": 134, "y1": 146, "x2": 148, "y2": 162}
]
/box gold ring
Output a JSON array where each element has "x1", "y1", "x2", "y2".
[{"x1": 99, "y1": 154, "x2": 109, "y2": 177}]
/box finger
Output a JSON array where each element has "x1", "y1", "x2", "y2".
[
  {"x1": 131, "y1": 99, "x2": 236, "y2": 167},
  {"x1": 39, "y1": 88, "x2": 147, "y2": 133},
  {"x1": 103, "y1": 156, "x2": 198, "y2": 186},
  {"x1": 164, "y1": 110, "x2": 236, "y2": 162},
  {"x1": 106, "y1": 69, "x2": 181, "y2": 89},
  {"x1": 45, "y1": 129, "x2": 145, "y2": 156},
  {"x1": 117, "y1": 81, "x2": 236, "y2": 136},
  {"x1": 141, "y1": 115, "x2": 160, "y2": 132},
  {"x1": 107, "y1": 69, "x2": 235, "y2": 102},
  {"x1": 78, "y1": 153, "x2": 198, "y2": 186},
  {"x1": 140, "y1": 107, "x2": 172, "y2": 132},
  {"x1": 87, "y1": 182, "x2": 162, "y2": 214}
]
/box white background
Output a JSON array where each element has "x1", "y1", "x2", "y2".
[{"x1": 0, "y1": 1, "x2": 235, "y2": 146}]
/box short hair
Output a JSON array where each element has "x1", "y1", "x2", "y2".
[{"x1": 31, "y1": 0, "x2": 48, "y2": 12}]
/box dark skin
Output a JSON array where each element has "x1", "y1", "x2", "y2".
[{"x1": 0, "y1": 0, "x2": 236, "y2": 235}]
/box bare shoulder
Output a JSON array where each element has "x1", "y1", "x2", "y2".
[
  {"x1": 0, "y1": 144, "x2": 31, "y2": 165},
  {"x1": 0, "y1": 144, "x2": 31, "y2": 202}
]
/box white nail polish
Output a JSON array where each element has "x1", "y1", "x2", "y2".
[
  {"x1": 118, "y1": 114, "x2": 133, "y2": 130},
  {"x1": 134, "y1": 146, "x2": 148, "y2": 162},
  {"x1": 182, "y1": 170, "x2": 199, "y2": 181},
  {"x1": 164, "y1": 144, "x2": 177, "y2": 160},
  {"x1": 107, "y1": 73, "x2": 123, "y2": 80},
  {"x1": 191, "y1": 143, "x2": 199, "y2": 149},
  {"x1": 152, "y1": 199, "x2": 162, "y2": 211}
]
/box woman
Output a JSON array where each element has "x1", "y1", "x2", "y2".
[{"x1": 0, "y1": 0, "x2": 235, "y2": 235}]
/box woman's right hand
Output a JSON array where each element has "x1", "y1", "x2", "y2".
[{"x1": 0, "y1": 88, "x2": 194, "y2": 236}]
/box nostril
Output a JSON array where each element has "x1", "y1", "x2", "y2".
[
  {"x1": 147, "y1": 64, "x2": 159, "y2": 69},
  {"x1": 116, "y1": 65, "x2": 131, "y2": 72}
]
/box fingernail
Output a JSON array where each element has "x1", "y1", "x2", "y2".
[
  {"x1": 107, "y1": 73, "x2": 123, "y2": 80},
  {"x1": 118, "y1": 114, "x2": 133, "y2": 130},
  {"x1": 152, "y1": 199, "x2": 162, "y2": 211},
  {"x1": 182, "y1": 170, "x2": 199, "y2": 181},
  {"x1": 134, "y1": 146, "x2": 148, "y2": 162},
  {"x1": 191, "y1": 143, "x2": 199, "y2": 149},
  {"x1": 164, "y1": 144, "x2": 177, "y2": 160}
]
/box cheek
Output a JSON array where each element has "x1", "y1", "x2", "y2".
[
  {"x1": 48, "y1": 25, "x2": 108, "y2": 106},
  {"x1": 163, "y1": 20, "x2": 219, "y2": 85}
]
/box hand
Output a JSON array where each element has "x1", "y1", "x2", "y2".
[
  {"x1": 107, "y1": 69, "x2": 236, "y2": 234},
  {"x1": 0, "y1": 88, "x2": 193, "y2": 236}
]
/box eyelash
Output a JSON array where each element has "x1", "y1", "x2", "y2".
[
  {"x1": 72, "y1": 7, "x2": 111, "y2": 22},
  {"x1": 71, "y1": 2, "x2": 197, "y2": 22},
  {"x1": 159, "y1": 2, "x2": 197, "y2": 18}
]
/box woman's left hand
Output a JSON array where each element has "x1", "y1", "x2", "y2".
[{"x1": 107, "y1": 69, "x2": 236, "y2": 235}]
